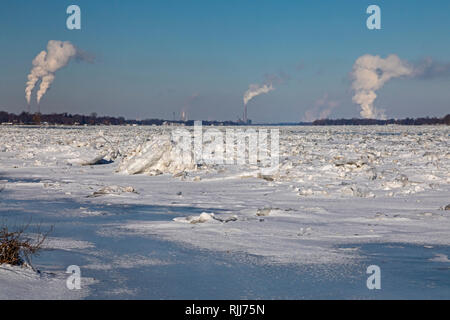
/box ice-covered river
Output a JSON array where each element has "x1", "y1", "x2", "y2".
[{"x1": 0, "y1": 125, "x2": 449, "y2": 299}]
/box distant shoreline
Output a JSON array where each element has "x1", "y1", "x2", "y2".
[{"x1": 0, "y1": 111, "x2": 449, "y2": 126}]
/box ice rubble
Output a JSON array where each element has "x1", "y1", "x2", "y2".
[
  {"x1": 173, "y1": 212, "x2": 239, "y2": 224},
  {"x1": 88, "y1": 185, "x2": 137, "y2": 197},
  {"x1": 110, "y1": 125, "x2": 450, "y2": 200},
  {"x1": 110, "y1": 125, "x2": 449, "y2": 265},
  {"x1": 116, "y1": 126, "x2": 280, "y2": 177},
  {"x1": 0, "y1": 127, "x2": 125, "y2": 167},
  {"x1": 173, "y1": 212, "x2": 215, "y2": 224},
  {"x1": 67, "y1": 151, "x2": 108, "y2": 166},
  {"x1": 0, "y1": 125, "x2": 449, "y2": 267},
  {"x1": 117, "y1": 135, "x2": 197, "y2": 175},
  {"x1": 0, "y1": 124, "x2": 448, "y2": 201}
]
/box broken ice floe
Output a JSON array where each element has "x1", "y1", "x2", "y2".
[
  {"x1": 173, "y1": 212, "x2": 216, "y2": 224},
  {"x1": 117, "y1": 136, "x2": 197, "y2": 176},
  {"x1": 68, "y1": 151, "x2": 108, "y2": 166},
  {"x1": 173, "y1": 212, "x2": 238, "y2": 224},
  {"x1": 255, "y1": 207, "x2": 287, "y2": 216},
  {"x1": 429, "y1": 254, "x2": 450, "y2": 263},
  {"x1": 256, "y1": 208, "x2": 272, "y2": 216},
  {"x1": 88, "y1": 185, "x2": 137, "y2": 197}
]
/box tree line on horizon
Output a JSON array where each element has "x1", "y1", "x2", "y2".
[
  {"x1": 311, "y1": 114, "x2": 450, "y2": 126},
  {"x1": 0, "y1": 111, "x2": 237, "y2": 126},
  {"x1": 0, "y1": 111, "x2": 449, "y2": 126}
]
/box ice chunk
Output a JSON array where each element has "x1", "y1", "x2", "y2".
[
  {"x1": 429, "y1": 254, "x2": 450, "y2": 263},
  {"x1": 67, "y1": 151, "x2": 107, "y2": 166},
  {"x1": 256, "y1": 208, "x2": 272, "y2": 216},
  {"x1": 173, "y1": 212, "x2": 215, "y2": 224},
  {"x1": 88, "y1": 185, "x2": 137, "y2": 197},
  {"x1": 118, "y1": 136, "x2": 196, "y2": 175}
]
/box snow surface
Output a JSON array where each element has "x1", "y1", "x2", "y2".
[
  {"x1": 0, "y1": 264, "x2": 92, "y2": 300},
  {"x1": 0, "y1": 125, "x2": 449, "y2": 298}
]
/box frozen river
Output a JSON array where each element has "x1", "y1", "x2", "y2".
[{"x1": 0, "y1": 125, "x2": 449, "y2": 299}]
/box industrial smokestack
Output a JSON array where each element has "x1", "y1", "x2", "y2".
[
  {"x1": 180, "y1": 111, "x2": 187, "y2": 121},
  {"x1": 243, "y1": 82, "x2": 275, "y2": 123},
  {"x1": 243, "y1": 104, "x2": 247, "y2": 124}
]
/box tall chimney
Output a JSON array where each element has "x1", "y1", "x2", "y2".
[{"x1": 243, "y1": 104, "x2": 247, "y2": 124}]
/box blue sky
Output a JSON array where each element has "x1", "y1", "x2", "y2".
[{"x1": 1, "y1": 0, "x2": 449, "y2": 122}]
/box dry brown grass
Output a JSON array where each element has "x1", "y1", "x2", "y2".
[{"x1": 0, "y1": 221, "x2": 52, "y2": 267}]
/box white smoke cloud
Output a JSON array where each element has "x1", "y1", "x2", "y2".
[
  {"x1": 303, "y1": 93, "x2": 339, "y2": 122},
  {"x1": 242, "y1": 72, "x2": 290, "y2": 122},
  {"x1": 243, "y1": 83, "x2": 274, "y2": 105},
  {"x1": 25, "y1": 40, "x2": 78, "y2": 105},
  {"x1": 351, "y1": 54, "x2": 414, "y2": 119},
  {"x1": 181, "y1": 93, "x2": 200, "y2": 120},
  {"x1": 243, "y1": 72, "x2": 290, "y2": 106}
]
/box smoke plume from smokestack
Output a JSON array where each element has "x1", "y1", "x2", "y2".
[
  {"x1": 303, "y1": 93, "x2": 340, "y2": 122},
  {"x1": 25, "y1": 40, "x2": 79, "y2": 105},
  {"x1": 351, "y1": 54, "x2": 413, "y2": 119},
  {"x1": 243, "y1": 83, "x2": 274, "y2": 105}
]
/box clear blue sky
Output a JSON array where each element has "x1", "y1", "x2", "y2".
[{"x1": 1, "y1": 0, "x2": 449, "y2": 122}]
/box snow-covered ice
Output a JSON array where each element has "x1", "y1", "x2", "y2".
[
  {"x1": 0, "y1": 264, "x2": 92, "y2": 300},
  {"x1": 0, "y1": 124, "x2": 449, "y2": 298}
]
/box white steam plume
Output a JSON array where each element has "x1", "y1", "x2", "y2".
[
  {"x1": 25, "y1": 40, "x2": 78, "y2": 105},
  {"x1": 303, "y1": 93, "x2": 339, "y2": 122},
  {"x1": 351, "y1": 54, "x2": 413, "y2": 119},
  {"x1": 243, "y1": 83, "x2": 274, "y2": 105}
]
